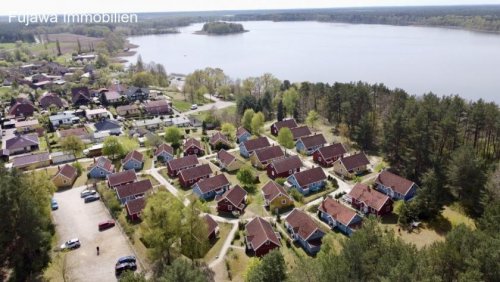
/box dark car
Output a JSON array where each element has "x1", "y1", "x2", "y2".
[
  {"x1": 115, "y1": 262, "x2": 137, "y2": 276},
  {"x1": 98, "y1": 220, "x2": 115, "y2": 231},
  {"x1": 51, "y1": 199, "x2": 59, "y2": 210},
  {"x1": 84, "y1": 194, "x2": 100, "y2": 203},
  {"x1": 116, "y1": 256, "x2": 136, "y2": 265}
]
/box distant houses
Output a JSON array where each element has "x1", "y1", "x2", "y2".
[
  {"x1": 193, "y1": 174, "x2": 230, "y2": 200},
  {"x1": 167, "y1": 155, "x2": 199, "y2": 177},
  {"x1": 318, "y1": 197, "x2": 362, "y2": 236},
  {"x1": 271, "y1": 119, "x2": 298, "y2": 135},
  {"x1": 267, "y1": 155, "x2": 302, "y2": 179},
  {"x1": 332, "y1": 152, "x2": 370, "y2": 179},
  {"x1": 296, "y1": 134, "x2": 327, "y2": 155},
  {"x1": 178, "y1": 164, "x2": 212, "y2": 188},
  {"x1": 250, "y1": 145, "x2": 284, "y2": 169},
  {"x1": 286, "y1": 167, "x2": 327, "y2": 195},
  {"x1": 375, "y1": 170, "x2": 419, "y2": 201},
  {"x1": 239, "y1": 136, "x2": 270, "y2": 158},
  {"x1": 313, "y1": 143, "x2": 346, "y2": 167}
]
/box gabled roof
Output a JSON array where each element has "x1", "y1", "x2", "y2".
[
  {"x1": 55, "y1": 164, "x2": 78, "y2": 180},
  {"x1": 317, "y1": 143, "x2": 347, "y2": 159},
  {"x1": 291, "y1": 167, "x2": 327, "y2": 187},
  {"x1": 94, "y1": 119, "x2": 121, "y2": 132},
  {"x1": 348, "y1": 183, "x2": 391, "y2": 212},
  {"x1": 8, "y1": 101, "x2": 35, "y2": 116},
  {"x1": 183, "y1": 138, "x2": 203, "y2": 151},
  {"x1": 298, "y1": 134, "x2": 327, "y2": 149},
  {"x1": 107, "y1": 170, "x2": 137, "y2": 187},
  {"x1": 12, "y1": 152, "x2": 50, "y2": 168},
  {"x1": 104, "y1": 91, "x2": 121, "y2": 101},
  {"x1": 179, "y1": 164, "x2": 212, "y2": 181},
  {"x1": 204, "y1": 215, "x2": 219, "y2": 236},
  {"x1": 285, "y1": 209, "x2": 322, "y2": 240},
  {"x1": 144, "y1": 100, "x2": 170, "y2": 112},
  {"x1": 237, "y1": 126, "x2": 250, "y2": 138},
  {"x1": 339, "y1": 153, "x2": 370, "y2": 171},
  {"x1": 209, "y1": 132, "x2": 229, "y2": 146},
  {"x1": 155, "y1": 143, "x2": 174, "y2": 157},
  {"x1": 273, "y1": 119, "x2": 298, "y2": 131},
  {"x1": 290, "y1": 126, "x2": 312, "y2": 140},
  {"x1": 241, "y1": 137, "x2": 270, "y2": 152},
  {"x1": 195, "y1": 174, "x2": 230, "y2": 194},
  {"x1": 122, "y1": 150, "x2": 144, "y2": 164},
  {"x1": 270, "y1": 155, "x2": 302, "y2": 174},
  {"x1": 375, "y1": 170, "x2": 416, "y2": 196},
  {"x1": 116, "y1": 180, "x2": 152, "y2": 200},
  {"x1": 125, "y1": 197, "x2": 146, "y2": 216},
  {"x1": 167, "y1": 154, "x2": 199, "y2": 171},
  {"x1": 6, "y1": 134, "x2": 39, "y2": 150},
  {"x1": 216, "y1": 185, "x2": 247, "y2": 208},
  {"x1": 217, "y1": 149, "x2": 236, "y2": 167},
  {"x1": 252, "y1": 146, "x2": 284, "y2": 163},
  {"x1": 88, "y1": 156, "x2": 114, "y2": 173},
  {"x1": 246, "y1": 217, "x2": 281, "y2": 250},
  {"x1": 71, "y1": 86, "x2": 91, "y2": 104},
  {"x1": 319, "y1": 197, "x2": 358, "y2": 226},
  {"x1": 39, "y1": 92, "x2": 64, "y2": 108},
  {"x1": 262, "y1": 181, "x2": 291, "y2": 203}
]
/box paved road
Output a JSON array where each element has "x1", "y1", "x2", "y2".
[
  {"x1": 52, "y1": 186, "x2": 140, "y2": 281},
  {"x1": 183, "y1": 94, "x2": 235, "y2": 115}
]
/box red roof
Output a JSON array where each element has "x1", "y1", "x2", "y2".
[
  {"x1": 39, "y1": 92, "x2": 64, "y2": 109},
  {"x1": 262, "y1": 181, "x2": 291, "y2": 203},
  {"x1": 88, "y1": 157, "x2": 114, "y2": 173},
  {"x1": 348, "y1": 183, "x2": 391, "y2": 212},
  {"x1": 299, "y1": 134, "x2": 327, "y2": 149},
  {"x1": 246, "y1": 217, "x2": 281, "y2": 250},
  {"x1": 242, "y1": 137, "x2": 270, "y2": 152},
  {"x1": 269, "y1": 155, "x2": 302, "y2": 174},
  {"x1": 179, "y1": 164, "x2": 212, "y2": 182},
  {"x1": 125, "y1": 197, "x2": 146, "y2": 216},
  {"x1": 252, "y1": 146, "x2": 284, "y2": 163},
  {"x1": 204, "y1": 215, "x2": 219, "y2": 237},
  {"x1": 183, "y1": 138, "x2": 203, "y2": 151},
  {"x1": 107, "y1": 170, "x2": 137, "y2": 187},
  {"x1": 319, "y1": 198, "x2": 358, "y2": 226},
  {"x1": 217, "y1": 149, "x2": 236, "y2": 167},
  {"x1": 292, "y1": 167, "x2": 327, "y2": 187},
  {"x1": 273, "y1": 119, "x2": 298, "y2": 131},
  {"x1": 216, "y1": 185, "x2": 247, "y2": 209},
  {"x1": 317, "y1": 143, "x2": 346, "y2": 159},
  {"x1": 209, "y1": 132, "x2": 230, "y2": 146},
  {"x1": 339, "y1": 153, "x2": 370, "y2": 171},
  {"x1": 167, "y1": 154, "x2": 199, "y2": 171},
  {"x1": 375, "y1": 170, "x2": 416, "y2": 196},
  {"x1": 155, "y1": 143, "x2": 174, "y2": 157},
  {"x1": 237, "y1": 127, "x2": 250, "y2": 138},
  {"x1": 56, "y1": 164, "x2": 77, "y2": 180},
  {"x1": 116, "y1": 180, "x2": 152, "y2": 200},
  {"x1": 290, "y1": 126, "x2": 312, "y2": 140},
  {"x1": 195, "y1": 174, "x2": 230, "y2": 194},
  {"x1": 122, "y1": 150, "x2": 144, "y2": 164},
  {"x1": 285, "y1": 209, "x2": 322, "y2": 240},
  {"x1": 144, "y1": 100, "x2": 170, "y2": 114}
]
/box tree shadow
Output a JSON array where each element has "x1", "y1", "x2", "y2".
[
  {"x1": 380, "y1": 213, "x2": 399, "y2": 225},
  {"x1": 426, "y1": 214, "x2": 452, "y2": 235}
]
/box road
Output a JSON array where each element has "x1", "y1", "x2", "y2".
[{"x1": 183, "y1": 94, "x2": 235, "y2": 115}]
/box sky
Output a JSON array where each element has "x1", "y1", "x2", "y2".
[{"x1": 2, "y1": 0, "x2": 500, "y2": 15}]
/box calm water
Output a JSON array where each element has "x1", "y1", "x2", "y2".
[{"x1": 126, "y1": 21, "x2": 500, "y2": 103}]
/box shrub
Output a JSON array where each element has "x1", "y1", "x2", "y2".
[
  {"x1": 72, "y1": 162, "x2": 83, "y2": 177},
  {"x1": 289, "y1": 189, "x2": 304, "y2": 203},
  {"x1": 275, "y1": 178, "x2": 287, "y2": 186},
  {"x1": 330, "y1": 177, "x2": 338, "y2": 188},
  {"x1": 334, "y1": 191, "x2": 346, "y2": 199},
  {"x1": 234, "y1": 231, "x2": 241, "y2": 241},
  {"x1": 307, "y1": 204, "x2": 319, "y2": 213}
]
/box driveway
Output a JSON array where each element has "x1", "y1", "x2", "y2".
[
  {"x1": 183, "y1": 94, "x2": 235, "y2": 115},
  {"x1": 52, "y1": 186, "x2": 141, "y2": 281}
]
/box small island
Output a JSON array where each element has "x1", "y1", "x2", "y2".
[{"x1": 195, "y1": 21, "x2": 247, "y2": 35}]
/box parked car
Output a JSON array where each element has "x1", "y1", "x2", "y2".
[
  {"x1": 60, "y1": 238, "x2": 80, "y2": 250},
  {"x1": 115, "y1": 262, "x2": 137, "y2": 276},
  {"x1": 80, "y1": 189, "x2": 97, "y2": 198},
  {"x1": 190, "y1": 104, "x2": 198, "y2": 110},
  {"x1": 84, "y1": 194, "x2": 100, "y2": 203},
  {"x1": 51, "y1": 198, "x2": 59, "y2": 210},
  {"x1": 98, "y1": 220, "x2": 115, "y2": 231},
  {"x1": 116, "y1": 256, "x2": 136, "y2": 266}
]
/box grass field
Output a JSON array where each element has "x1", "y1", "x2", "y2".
[{"x1": 204, "y1": 223, "x2": 233, "y2": 264}]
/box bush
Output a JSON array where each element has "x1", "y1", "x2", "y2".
[
  {"x1": 334, "y1": 191, "x2": 346, "y2": 199},
  {"x1": 72, "y1": 162, "x2": 83, "y2": 177},
  {"x1": 234, "y1": 231, "x2": 241, "y2": 241},
  {"x1": 289, "y1": 189, "x2": 304, "y2": 203},
  {"x1": 307, "y1": 204, "x2": 319, "y2": 213},
  {"x1": 330, "y1": 177, "x2": 338, "y2": 188},
  {"x1": 275, "y1": 178, "x2": 287, "y2": 186}
]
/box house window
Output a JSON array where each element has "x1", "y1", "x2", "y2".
[
  {"x1": 318, "y1": 157, "x2": 322, "y2": 161},
  {"x1": 289, "y1": 169, "x2": 292, "y2": 174},
  {"x1": 100, "y1": 171, "x2": 104, "y2": 175},
  {"x1": 282, "y1": 199, "x2": 287, "y2": 204},
  {"x1": 63, "y1": 180, "x2": 67, "y2": 184},
  {"x1": 228, "y1": 205, "x2": 232, "y2": 211}
]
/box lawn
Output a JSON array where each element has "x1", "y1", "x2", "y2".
[
  {"x1": 143, "y1": 154, "x2": 153, "y2": 170},
  {"x1": 203, "y1": 223, "x2": 233, "y2": 263},
  {"x1": 442, "y1": 205, "x2": 476, "y2": 229},
  {"x1": 172, "y1": 100, "x2": 191, "y2": 112},
  {"x1": 302, "y1": 183, "x2": 337, "y2": 204},
  {"x1": 0, "y1": 86, "x2": 12, "y2": 99},
  {"x1": 225, "y1": 248, "x2": 250, "y2": 282},
  {"x1": 73, "y1": 161, "x2": 94, "y2": 187}
]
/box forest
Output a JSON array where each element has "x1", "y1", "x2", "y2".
[{"x1": 199, "y1": 22, "x2": 246, "y2": 35}]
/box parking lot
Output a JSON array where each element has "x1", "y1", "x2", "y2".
[{"x1": 52, "y1": 185, "x2": 141, "y2": 281}]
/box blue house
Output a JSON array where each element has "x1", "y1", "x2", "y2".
[
  {"x1": 295, "y1": 134, "x2": 327, "y2": 156},
  {"x1": 154, "y1": 143, "x2": 174, "y2": 163},
  {"x1": 239, "y1": 136, "x2": 270, "y2": 158},
  {"x1": 236, "y1": 127, "x2": 251, "y2": 143},
  {"x1": 286, "y1": 167, "x2": 327, "y2": 195},
  {"x1": 88, "y1": 157, "x2": 115, "y2": 179},
  {"x1": 318, "y1": 198, "x2": 362, "y2": 236},
  {"x1": 285, "y1": 209, "x2": 325, "y2": 255},
  {"x1": 375, "y1": 170, "x2": 419, "y2": 201},
  {"x1": 122, "y1": 150, "x2": 144, "y2": 171},
  {"x1": 193, "y1": 174, "x2": 230, "y2": 200}
]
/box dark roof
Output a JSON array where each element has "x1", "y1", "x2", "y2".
[
  {"x1": 299, "y1": 134, "x2": 327, "y2": 149},
  {"x1": 56, "y1": 164, "x2": 78, "y2": 179},
  {"x1": 376, "y1": 171, "x2": 416, "y2": 196},
  {"x1": 107, "y1": 170, "x2": 137, "y2": 187},
  {"x1": 273, "y1": 119, "x2": 298, "y2": 131},
  {"x1": 319, "y1": 198, "x2": 358, "y2": 226},
  {"x1": 348, "y1": 183, "x2": 391, "y2": 212},
  {"x1": 216, "y1": 185, "x2": 247, "y2": 208},
  {"x1": 196, "y1": 174, "x2": 230, "y2": 193},
  {"x1": 39, "y1": 92, "x2": 64, "y2": 109},
  {"x1": 8, "y1": 101, "x2": 35, "y2": 116},
  {"x1": 246, "y1": 217, "x2": 280, "y2": 250},
  {"x1": 94, "y1": 119, "x2": 121, "y2": 132},
  {"x1": 262, "y1": 181, "x2": 291, "y2": 203},
  {"x1": 122, "y1": 150, "x2": 144, "y2": 164},
  {"x1": 167, "y1": 154, "x2": 199, "y2": 171},
  {"x1": 252, "y1": 146, "x2": 284, "y2": 163},
  {"x1": 12, "y1": 152, "x2": 50, "y2": 168},
  {"x1": 58, "y1": 127, "x2": 89, "y2": 138},
  {"x1": 71, "y1": 87, "x2": 91, "y2": 104},
  {"x1": 88, "y1": 156, "x2": 114, "y2": 172},
  {"x1": 204, "y1": 215, "x2": 219, "y2": 236},
  {"x1": 292, "y1": 167, "x2": 326, "y2": 187},
  {"x1": 125, "y1": 197, "x2": 146, "y2": 216},
  {"x1": 290, "y1": 126, "x2": 312, "y2": 139},
  {"x1": 269, "y1": 155, "x2": 302, "y2": 174},
  {"x1": 126, "y1": 87, "x2": 149, "y2": 97},
  {"x1": 6, "y1": 134, "x2": 38, "y2": 150},
  {"x1": 179, "y1": 164, "x2": 212, "y2": 181},
  {"x1": 217, "y1": 149, "x2": 236, "y2": 166},
  {"x1": 285, "y1": 209, "x2": 322, "y2": 240},
  {"x1": 183, "y1": 138, "x2": 203, "y2": 151},
  {"x1": 209, "y1": 132, "x2": 229, "y2": 146},
  {"x1": 340, "y1": 153, "x2": 370, "y2": 171},
  {"x1": 317, "y1": 143, "x2": 346, "y2": 159},
  {"x1": 155, "y1": 143, "x2": 174, "y2": 157},
  {"x1": 242, "y1": 137, "x2": 270, "y2": 152},
  {"x1": 237, "y1": 126, "x2": 250, "y2": 138},
  {"x1": 144, "y1": 100, "x2": 170, "y2": 113},
  {"x1": 116, "y1": 180, "x2": 152, "y2": 199}
]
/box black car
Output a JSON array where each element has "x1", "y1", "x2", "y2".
[
  {"x1": 116, "y1": 256, "x2": 136, "y2": 265},
  {"x1": 84, "y1": 194, "x2": 100, "y2": 203},
  {"x1": 115, "y1": 262, "x2": 137, "y2": 276}
]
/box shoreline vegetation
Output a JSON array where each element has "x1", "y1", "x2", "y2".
[{"x1": 195, "y1": 21, "x2": 247, "y2": 35}]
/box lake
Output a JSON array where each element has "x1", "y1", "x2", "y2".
[{"x1": 126, "y1": 21, "x2": 500, "y2": 103}]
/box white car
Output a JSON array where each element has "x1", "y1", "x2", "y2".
[
  {"x1": 60, "y1": 238, "x2": 81, "y2": 250},
  {"x1": 190, "y1": 104, "x2": 198, "y2": 110},
  {"x1": 80, "y1": 189, "x2": 97, "y2": 198}
]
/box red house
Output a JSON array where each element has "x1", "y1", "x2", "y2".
[
  {"x1": 290, "y1": 125, "x2": 312, "y2": 140},
  {"x1": 216, "y1": 185, "x2": 247, "y2": 214},
  {"x1": 178, "y1": 164, "x2": 212, "y2": 188},
  {"x1": 204, "y1": 215, "x2": 219, "y2": 240},
  {"x1": 245, "y1": 217, "x2": 281, "y2": 257},
  {"x1": 267, "y1": 155, "x2": 302, "y2": 179},
  {"x1": 107, "y1": 170, "x2": 137, "y2": 189},
  {"x1": 313, "y1": 143, "x2": 347, "y2": 167},
  {"x1": 183, "y1": 138, "x2": 205, "y2": 156},
  {"x1": 166, "y1": 155, "x2": 199, "y2": 177},
  {"x1": 270, "y1": 119, "x2": 298, "y2": 135},
  {"x1": 8, "y1": 99, "x2": 35, "y2": 117},
  {"x1": 125, "y1": 197, "x2": 146, "y2": 221},
  {"x1": 347, "y1": 183, "x2": 393, "y2": 216}
]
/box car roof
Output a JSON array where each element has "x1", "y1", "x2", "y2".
[
  {"x1": 118, "y1": 255, "x2": 136, "y2": 260},
  {"x1": 69, "y1": 238, "x2": 79, "y2": 242}
]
